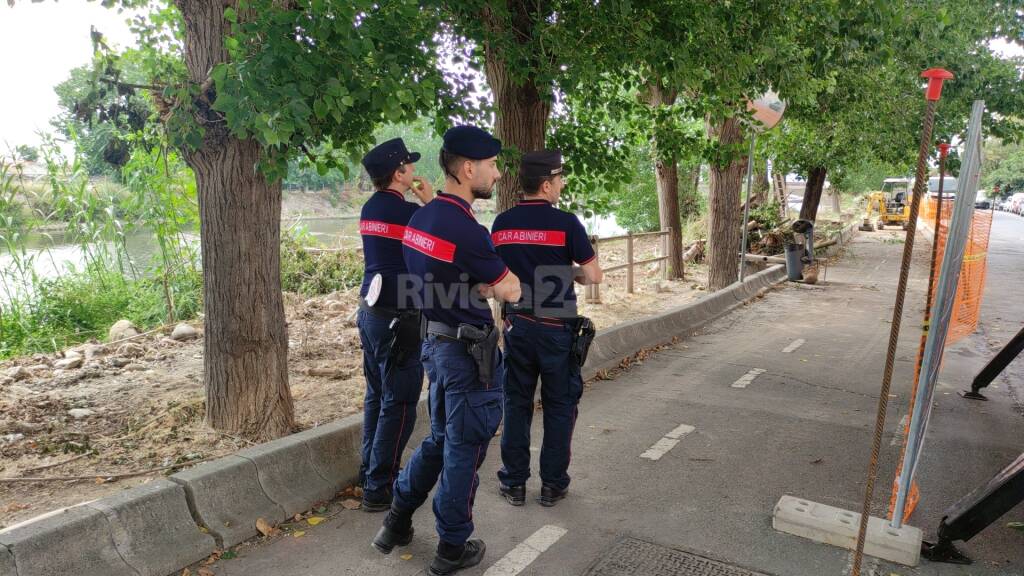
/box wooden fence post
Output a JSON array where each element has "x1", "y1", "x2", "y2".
[{"x1": 626, "y1": 232, "x2": 634, "y2": 294}]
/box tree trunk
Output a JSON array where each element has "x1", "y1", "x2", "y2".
[
  {"x1": 799, "y1": 166, "x2": 828, "y2": 222},
  {"x1": 178, "y1": 0, "x2": 294, "y2": 440},
  {"x1": 655, "y1": 156, "x2": 684, "y2": 279},
  {"x1": 706, "y1": 116, "x2": 747, "y2": 291},
  {"x1": 482, "y1": 2, "x2": 552, "y2": 213},
  {"x1": 646, "y1": 83, "x2": 684, "y2": 279}
]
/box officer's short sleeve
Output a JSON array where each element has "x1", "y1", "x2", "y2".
[
  {"x1": 456, "y1": 225, "x2": 510, "y2": 286},
  {"x1": 568, "y1": 215, "x2": 596, "y2": 265}
]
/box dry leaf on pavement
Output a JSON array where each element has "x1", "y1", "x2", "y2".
[
  {"x1": 306, "y1": 516, "x2": 325, "y2": 526},
  {"x1": 340, "y1": 499, "x2": 361, "y2": 510},
  {"x1": 256, "y1": 517, "x2": 279, "y2": 537}
]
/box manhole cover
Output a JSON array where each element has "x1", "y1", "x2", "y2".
[{"x1": 584, "y1": 538, "x2": 771, "y2": 576}]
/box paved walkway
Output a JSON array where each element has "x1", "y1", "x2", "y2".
[{"x1": 206, "y1": 216, "x2": 1024, "y2": 576}]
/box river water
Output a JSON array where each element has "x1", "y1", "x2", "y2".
[{"x1": 1, "y1": 213, "x2": 624, "y2": 302}]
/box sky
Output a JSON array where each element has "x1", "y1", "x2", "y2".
[
  {"x1": 0, "y1": 4, "x2": 1022, "y2": 155},
  {"x1": 0, "y1": 2, "x2": 140, "y2": 151}
]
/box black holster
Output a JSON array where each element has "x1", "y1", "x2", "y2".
[
  {"x1": 569, "y1": 316, "x2": 596, "y2": 367},
  {"x1": 457, "y1": 323, "x2": 499, "y2": 387},
  {"x1": 386, "y1": 310, "x2": 423, "y2": 365}
]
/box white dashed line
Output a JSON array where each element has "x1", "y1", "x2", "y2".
[
  {"x1": 782, "y1": 338, "x2": 806, "y2": 353},
  {"x1": 640, "y1": 424, "x2": 696, "y2": 461},
  {"x1": 483, "y1": 525, "x2": 568, "y2": 576},
  {"x1": 731, "y1": 368, "x2": 766, "y2": 389}
]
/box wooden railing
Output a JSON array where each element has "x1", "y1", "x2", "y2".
[{"x1": 584, "y1": 228, "x2": 672, "y2": 303}]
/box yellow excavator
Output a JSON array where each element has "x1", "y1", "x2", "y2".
[{"x1": 860, "y1": 178, "x2": 911, "y2": 231}]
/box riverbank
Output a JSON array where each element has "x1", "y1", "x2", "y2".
[{"x1": 0, "y1": 238, "x2": 706, "y2": 526}]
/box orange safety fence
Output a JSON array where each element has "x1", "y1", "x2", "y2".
[{"x1": 888, "y1": 196, "x2": 993, "y2": 523}]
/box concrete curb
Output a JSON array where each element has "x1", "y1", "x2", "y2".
[
  {"x1": 0, "y1": 544, "x2": 14, "y2": 576},
  {"x1": 2, "y1": 223, "x2": 856, "y2": 576},
  {"x1": 0, "y1": 505, "x2": 137, "y2": 576},
  {"x1": 87, "y1": 479, "x2": 216, "y2": 576},
  {"x1": 169, "y1": 455, "x2": 286, "y2": 549}
]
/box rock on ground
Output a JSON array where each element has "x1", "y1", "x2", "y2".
[{"x1": 108, "y1": 319, "x2": 140, "y2": 342}]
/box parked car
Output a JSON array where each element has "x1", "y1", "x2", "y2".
[{"x1": 975, "y1": 199, "x2": 991, "y2": 210}]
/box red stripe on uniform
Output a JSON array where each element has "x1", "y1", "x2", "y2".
[
  {"x1": 575, "y1": 253, "x2": 597, "y2": 265},
  {"x1": 491, "y1": 229, "x2": 567, "y2": 247},
  {"x1": 402, "y1": 226, "x2": 457, "y2": 263},
  {"x1": 359, "y1": 220, "x2": 406, "y2": 240}
]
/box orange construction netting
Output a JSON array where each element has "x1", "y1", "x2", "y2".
[
  {"x1": 922, "y1": 196, "x2": 993, "y2": 346},
  {"x1": 887, "y1": 195, "x2": 993, "y2": 522}
]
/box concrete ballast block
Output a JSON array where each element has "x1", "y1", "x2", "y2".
[
  {"x1": 772, "y1": 495, "x2": 922, "y2": 566},
  {"x1": 170, "y1": 455, "x2": 286, "y2": 548},
  {"x1": 235, "y1": 433, "x2": 338, "y2": 518},
  {"x1": 0, "y1": 505, "x2": 136, "y2": 576},
  {"x1": 291, "y1": 415, "x2": 364, "y2": 493},
  {"x1": 1, "y1": 542, "x2": 16, "y2": 576},
  {"x1": 87, "y1": 479, "x2": 216, "y2": 576}
]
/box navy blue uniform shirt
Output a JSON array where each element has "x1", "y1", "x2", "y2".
[
  {"x1": 359, "y1": 189, "x2": 420, "y2": 309},
  {"x1": 401, "y1": 193, "x2": 509, "y2": 327},
  {"x1": 490, "y1": 198, "x2": 595, "y2": 318}
]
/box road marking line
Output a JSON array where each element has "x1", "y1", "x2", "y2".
[
  {"x1": 483, "y1": 525, "x2": 568, "y2": 576},
  {"x1": 782, "y1": 338, "x2": 806, "y2": 353},
  {"x1": 640, "y1": 423, "x2": 696, "y2": 461},
  {"x1": 732, "y1": 368, "x2": 766, "y2": 389},
  {"x1": 665, "y1": 423, "x2": 696, "y2": 439}
]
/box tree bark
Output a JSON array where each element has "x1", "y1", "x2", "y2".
[
  {"x1": 706, "y1": 116, "x2": 747, "y2": 291},
  {"x1": 655, "y1": 156, "x2": 685, "y2": 279},
  {"x1": 799, "y1": 166, "x2": 828, "y2": 222},
  {"x1": 178, "y1": 0, "x2": 294, "y2": 440},
  {"x1": 482, "y1": 2, "x2": 552, "y2": 213},
  {"x1": 646, "y1": 84, "x2": 684, "y2": 279}
]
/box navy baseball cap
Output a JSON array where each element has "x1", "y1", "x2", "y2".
[
  {"x1": 442, "y1": 125, "x2": 502, "y2": 159},
  {"x1": 520, "y1": 149, "x2": 567, "y2": 180},
  {"x1": 362, "y1": 138, "x2": 421, "y2": 180}
]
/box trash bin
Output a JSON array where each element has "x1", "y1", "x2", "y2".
[
  {"x1": 792, "y1": 219, "x2": 815, "y2": 264},
  {"x1": 784, "y1": 242, "x2": 804, "y2": 281}
]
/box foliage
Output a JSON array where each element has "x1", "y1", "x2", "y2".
[
  {"x1": 279, "y1": 230, "x2": 363, "y2": 296},
  {"x1": 983, "y1": 139, "x2": 1024, "y2": 197},
  {"x1": 51, "y1": 55, "x2": 157, "y2": 177},
  {"x1": 13, "y1": 145, "x2": 39, "y2": 162}
]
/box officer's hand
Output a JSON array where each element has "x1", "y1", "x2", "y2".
[{"x1": 411, "y1": 177, "x2": 434, "y2": 204}]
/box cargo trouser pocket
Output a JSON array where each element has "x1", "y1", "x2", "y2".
[{"x1": 455, "y1": 389, "x2": 503, "y2": 445}]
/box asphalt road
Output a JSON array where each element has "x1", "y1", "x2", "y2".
[{"x1": 204, "y1": 212, "x2": 1023, "y2": 576}]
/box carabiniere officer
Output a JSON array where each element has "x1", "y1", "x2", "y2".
[
  {"x1": 356, "y1": 138, "x2": 434, "y2": 511},
  {"x1": 372, "y1": 125, "x2": 521, "y2": 576},
  {"x1": 490, "y1": 149, "x2": 602, "y2": 507}
]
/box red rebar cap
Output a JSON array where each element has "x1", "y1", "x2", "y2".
[
  {"x1": 921, "y1": 68, "x2": 954, "y2": 101},
  {"x1": 938, "y1": 142, "x2": 951, "y2": 157}
]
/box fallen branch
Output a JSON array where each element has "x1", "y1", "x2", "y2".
[
  {"x1": 19, "y1": 451, "x2": 95, "y2": 474},
  {"x1": 0, "y1": 457, "x2": 213, "y2": 484}
]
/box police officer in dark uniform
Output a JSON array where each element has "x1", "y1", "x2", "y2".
[
  {"x1": 357, "y1": 138, "x2": 434, "y2": 511},
  {"x1": 490, "y1": 149, "x2": 603, "y2": 507},
  {"x1": 372, "y1": 126, "x2": 521, "y2": 576}
]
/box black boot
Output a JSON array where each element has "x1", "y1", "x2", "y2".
[
  {"x1": 371, "y1": 509, "x2": 413, "y2": 554},
  {"x1": 429, "y1": 539, "x2": 486, "y2": 575},
  {"x1": 538, "y1": 484, "x2": 568, "y2": 507},
  {"x1": 498, "y1": 483, "x2": 525, "y2": 506},
  {"x1": 361, "y1": 489, "x2": 392, "y2": 513}
]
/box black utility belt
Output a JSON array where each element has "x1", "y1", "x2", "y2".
[
  {"x1": 359, "y1": 299, "x2": 416, "y2": 320},
  {"x1": 425, "y1": 320, "x2": 491, "y2": 343}
]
